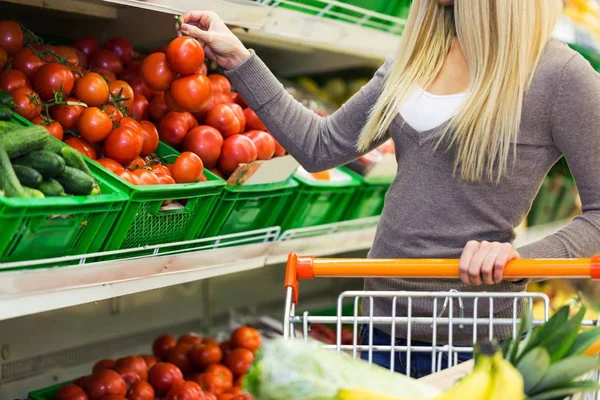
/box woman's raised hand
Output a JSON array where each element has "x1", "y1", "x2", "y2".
[{"x1": 177, "y1": 11, "x2": 251, "y2": 70}]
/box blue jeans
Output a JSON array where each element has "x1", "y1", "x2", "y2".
[{"x1": 360, "y1": 326, "x2": 472, "y2": 378}]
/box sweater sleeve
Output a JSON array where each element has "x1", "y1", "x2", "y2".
[
  {"x1": 518, "y1": 54, "x2": 600, "y2": 259},
  {"x1": 225, "y1": 51, "x2": 393, "y2": 172}
]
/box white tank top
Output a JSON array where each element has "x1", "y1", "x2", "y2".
[{"x1": 399, "y1": 86, "x2": 469, "y2": 132}]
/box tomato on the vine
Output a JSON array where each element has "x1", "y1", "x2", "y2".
[
  {"x1": 34, "y1": 63, "x2": 75, "y2": 100},
  {"x1": 103, "y1": 104, "x2": 123, "y2": 124},
  {"x1": 77, "y1": 107, "x2": 113, "y2": 143},
  {"x1": 97, "y1": 158, "x2": 125, "y2": 174},
  {"x1": 0, "y1": 69, "x2": 30, "y2": 93},
  {"x1": 65, "y1": 137, "x2": 98, "y2": 159},
  {"x1": 140, "y1": 120, "x2": 159, "y2": 156},
  {"x1": 208, "y1": 74, "x2": 231, "y2": 94},
  {"x1": 171, "y1": 152, "x2": 204, "y2": 183},
  {"x1": 205, "y1": 104, "x2": 243, "y2": 138},
  {"x1": 74, "y1": 72, "x2": 109, "y2": 107},
  {"x1": 32, "y1": 116, "x2": 64, "y2": 140},
  {"x1": 126, "y1": 156, "x2": 146, "y2": 170},
  {"x1": 104, "y1": 126, "x2": 143, "y2": 165},
  {"x1": 103, "y1": 37, "x2": 134, "y2": 65},
  {"x1": 183, "y1": 125, "x2": 223, "y2": 168},
  {"x1": 55, "y1": 384, "x2": 88, "y2": 400},
  {"x1": 74, "y1": 37, "x2": 98, "y2": 57},
  {"x1": 131, "y1": 93, "x2": 150, "y2": 121},
  {"x1": 243, "y1": 130, "x2": 275, "y2": 161},
  {"x1": 147, "y1": 362, "x2": 184, "y2": 396},
  {"x1": 141, "y1": 52, "x2": 177, "y2": 92},
  {"x1": 158, "y1": 111, "x2": 198, "y2": 147},
  {"x1": 166, "y1": 36, "x2": 205, "y2": 76},
  {"x1": 0, "y1": 20, "x2": 23, "y2": 56},
  {"x1": 51, "y1": 46, "x2": 80, "y2": 67},
  {"x1": 169, "y1": 74, "x2": 213, "y2": 113},
  {"x1": 11, "y1": 87, "x2": 41, "y2": 121},
  {"x1": 49, "y1": 97, "x2": 85, "y2": 130},
  {"x1": 218, "y1": 134, "x2": 258, "y2": 176},
  {"x1": 90, "y1": 49, "x2": 123, "y2": 75},
  {"x1": 94, "y1": 67, "x2": 117, "y2": 83},
  {"x1": 108, "y1": 80, "x2": 134, "y2": 112},
  {"x1": 12, "y1": 48, "x2": 45, "y2": 81}
]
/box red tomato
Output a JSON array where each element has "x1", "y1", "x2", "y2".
[
  {"x1": 98, "y1": 396, "x2": 126, "y2": 400},
  {"x1": 164, "y1": 89, "x2": 186, "y2": 113},
  {"x1": 11, "y1": 87, "x2": 41, "y2": 121},
  {"x1": 113, "y1": 366, "x2": 141, "y2": 389},
  {"x1": 52, "y1": 46, "x2": 80, "y2": 67},
  {"x1": 205, "y1": 365, "x2": 233, "y2": 385},
  {"x1": 97, "y1": 158, "x2": 125, "y2": 174},
  {"x1": 199, "y1": 63, "x2": 208, "y2": 76},
  {"x1": 0, "y1": 69, "x2": 30, "y2": 92},
  {"x1": 92, "y1": 359, "x2": 115, "y2": 374},
  {"x1": 77, "y1": 107, "x2": 113, "y2": 142},
  {"x1": 208, "y1": 167, "x2": 224, "y2": 179},
  {"x1": 166, "y1": 36, "x2": 205, "y2": 76},
  {"x1": 121, "y1": 59, "x2": 143, "y2": 81},
  {"x1": 153, "y1": 334, "x2": 177, "y2": 360},
  {"x1": 190, "y1": 343, "x2": 222, "y2": 369},
  {"x1": 170, "y1": 74, "x2": 213, "y2": 113},
  {"x1": 147, "y1": 362, "x2": 184, "y2": 396},
  {"x1": 234, "y1": 375, "x2": 245, "y2": 388},
  {"x1": 230, "y1": 395, "x2": 252, "y2": 400},
  {"x1": 205, "y1": 393, "x2": 218, "y2": 400},
  {"x1": 243, "y1": 108, "x2": 266, "y2": 131},
  {"x1": 208, "y1": 75, "x2": 231, "y2": 94},
  {"x1": 205, "y1": 104, "x2": 242, "y2": 138},
  {"x1": 224, "y1": 349, "x2": 254, "y2": 377},
  {"x1": 218, "y1": 134, "x2": 257, "y2": 176},
  {"x1": 178, "y1": 333, "x2": 202, "y2": 347},
  {"x1": 50, "y1": 98, "x2": 85, "y2": 130},
  {"x1": 65, "y1": 137, "x2": 97, "y2": 159},
  {"x1": 90, "y1": 49, "x2": 123, "y2": 75},
  {"x1": 32, "y1": 116, "x2": 64, "y2": 140},
  {"x1": 230, "y1": 326, "x2": 261, "y2": 352},
  {"x1": 132, "y1": 169, "x2": 160, "y2": 185},
  {"x1": 34, "y1": 63, "x2": 75, "y2": 100},
  {"x1": 203, "y1": 338, "x2": 219, "y2": 347},
  {"x1": 108, "y1": 80, "x2": 134, "y2": 112},
  {"x1": 74, "y1": 37, "x2": 98, "y2": 57},
  {"x1": 0, "y1": 47, "x2": 6, "y2": 71},
  {"x1": 103, "y1": 126, "x2": 143, "y2": 164},
  {"x1": 157, "y1": 174, "x2": 176, "y2": 185},
  {"x1": 140, "y1": 121, "x2": 159, "y2": 156},
  {"x1": 119, "y1": 116, "x2": 142, "y2": 135},
  {"x1": 140, "y1": 355, "x2": 159, "y2": 371},
  {"x1": 103, "y1": 37, "x2": 134, "y2": 65},
  {"x1": 151, "y1": 164, "x2": 172, "y2": 177},
  {"x1": 74, "y1": 72, "x2": 109, "y2": 106},
  {"x1": 127, "y1": 380, "x2": 155, "y2": 400},
  {"x1": 12, "y1": 48, "x2": 45, "y2": 80},
  {"x1": 141, "y1": 52, "x2": 177, "y2": 92},
  {"x1": 114, "y1": 356, "x2": 148, "y2": 382},
  {"x1": 126, "y1": 75, "x2": 157, "y2": 101},
  {"x1": 243, "y1": 130, "x2": 275, "y2": 161},
  {"x1": 93, "y1": 68, "x2": 117, "y2": 83},
  {"x1": 149, "y1": 91, "x2": 169, "y2": 122},
  {"x1": 272, "y1": 135, "x2": 286, "y2": 157},
  {"x1": 103, "y1": 104, "x2": 123, "y2": 124},
  {"x1": 167, "y1": 344, "x2": 194, "y2": 375},
  {"x1": 130, "y1": 93, "x2": 149, "y2": 121},
  {"x1": 229, "y1": 103, "x2": 245, "y2": 134},
  {"x1": 56, "y1": 384, "x2": 88, "y2": 400},
  {"x1": 86, "y1": 369, "x2": 127, "y2": 400},
  {"x1": 217, "y1": 394, "x2": 235, "y2": 400},
  {"x1": 219, "y1": 341, "x2": 233, "y2": 359},
  {"x1": 183, "y1": 125, "x2": 223, "y2": 168},
  {"x1": 231, "y1": 92, "x2": 247, "y2": 108},
  {"x1": 171, "y1": 152, "x2": 204, "y2": 183},
  {"x1": 126, "y1": 156, "x2": 146, "y2": 170},
  {"x1": 0, "y1": 20, "x2": 23, "y2": 55},
  {"x1": 118, "y1": 170, "x2": 137, "y2": 185},
  {"x1": 158, "y1": 111, "x2": 197, "y2": 147},
  {"x1": 197, "y1": 371, "x2": 232, "y2": 396},
  {"x1": 165, "y1": 381, "x2": 205, "y2": 400},
  {"x1": 74, "y1": 48, "x2": 88, "y2": 68}
]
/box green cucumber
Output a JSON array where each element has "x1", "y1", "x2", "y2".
[
  {"x1": 0, "y1": 125, "x2": 48, "y2": 158},
  {"x1": 38, "y1": 179, "x2": 65, "y2": 197},
  {"x1": 0, "y1": 90, "x2": 12, "y2": 107},
  {"x1": 42, "y1": 137, "x2": 64, "y2": 155},
  {"x1": 56, "y1": 166, "x2": 95, "y2": 195},
  {"x1": 14, "y1": 150, "x2": 66, "y2": 178},
  {"x1": 22, "y1": 187, "x2": 45, "y2": 198},
  {"x1": 12, "y1": 164, "x2": 43, "y2": 188},
  {"x1": 60, "y1": 146, "x2": 93, "y2": 177},
  {"x1": 0, "y1": 104, "x2": 11, "y2": 121},
  {"x1": 0, "y1": 121, "x2": 18, "y2": 134},
  {"x1": 0, "y1": 145, "x2": 26, "y2": 198}
]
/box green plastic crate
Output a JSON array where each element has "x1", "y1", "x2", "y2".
[
  {"x1": 341, "y1": 167, "x2": 394, "y2": 220},
  {"x1": 0, "y1": 115, "x2": 128, "y2": 266},
  {"x1": 279, "y1": 168, "x2": 361, "y2": 231},
  {"x1": 28, "y1": 381, "x2": 69, "y2": 400},
  {"x1": 202, "y1": 179, "x2": 298, "y2": 238}
]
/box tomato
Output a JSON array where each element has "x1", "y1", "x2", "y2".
[
  {"x1": 165, "y1": 381, "x2": 205, "y2": 400},
  {"x1": 121, "y1": 59, "x2": 143, "y2": 81},
  {"x1": 92, "y1": 359, "x2": 115, "y2": 374},
  {"x1": 149, "y1": 91, "x2": 169, "y2": 122},
  {"x1": 103, "y1": 37, "x2": 134, "y2": 65},
  {"x1": 199, "y1": 63, "x2": 208, "y2": 76},
  {"x1": 164, "y1": 89, "x2": 186, "y2": 113},
  {"x1": 0, "y1": 47, "x2": 6, "y2": 71},
  {"x1": 65, "y1": 137, "x2": 98, "y2": 159},
  {"x1": 0, "y1": 20, "x2": 23, "y2": 55},
  {"x1": 158, "y1": 111, "x2": 197, "y2": 148},
  {"x1": 182, "y1": 126, "x2": 223, "y2": 168},
  {"x1": 131, "y1": 93, "x2": 149, "y2": 121},
  {"x1": 205, "y1": 104, "x2": 243, "y2": 138},
  {"x1": 119, "y1": 116, "x2": 141, "y2": 134},
  {"x1": 205, "y1": 393, "x2": 218, "y2": 400},
  {"x1": 132, "y1": 169, "x2": 160, "y2": 185},
  {"x1": 50, "y1": 98, "x2": 85, "y2": 130},
  {"x1": 272, "y1": 135, "x2": 286, "y2": 157},
  {"x1": 0, "y1": 69, "x2": 30, "y2": 93},
  {"x1": 74, "y1": 72, "x2": 109, "y2": 106},
  {"x1": 170, "y1": 74, "x2": 213, "y2": 113},
  {"x1": 224, "y1": 349, "x2": 254, "y2": 377},
  {"x1": 113, "y1": 366, "x2": 141, "y2": 389},
  {"x1": 243, "y1": 108, "x2": 266, "y2": 131},
  {"x1": 97, "y1": 158, "x2": 125, "y2": 174},
  {"x1": 141, "y1": 52, "x2": 177, "y2": 91},
  {"x1": 219, "y1": 341, "x2": 233, "y2": 359},
  {"x1": 230, "y1": 395, "x2": 252, "y2": 400},
  {"x1": 98, "y1": 396, "x2": 126, "y2": 400},
  {"x1": 11, "y1": 87, "x2": 41, "y2": 121},
  {"x1": 94, "y1": 68, "x2": 117, "y2": 83},
  {"x1": 243, "y1": 130, "x2": 275, "y2": 161},
  {"x1": 231, "y1": 92, "x2": 247, "y2": 109},
  {"x1": 77, "y1": 107, "x2": 113, "y2": 142},
  {"x1": 90, "y1": 49, "x2": 123, "y2": 75},
  {"x1": 230, "y1": 326, "x2": 261, "y2": 352},
  {"x1": 33, "y1": 63, "x2": 74, "y2": 100},
  {"x1": 157, "y1": 174, "x2": 176, "y2": 185},
  {"x1": 12, "y1": 48, "x2": 45, "y2": 80},
  {"x1": 171, "y1": 152, "x2": 204, "y2": 183},
  {"x1": 108, "y1": 80, "x2": 134, "y2": 112},
  {"x1": 151, "y1": 164, "x2": 172, "y2": 177},
  {"x1": 217, "y1": 394, "x2": 236, "y2": 400},
  {"x1": 32, "y1": 116, "x2": 64, "y2": 140},
  {"x1": 118, "y1": 170, "x2": 137, "y2": 185},
  {"x1": 207, "y1": 75, "x2": 231, "y2": 94},
  {"x1": 86, "y1": 369, "x2": 127, "y2": 400},
  {"x1": 203, "y1": 338, "x2": 219, "y2": 347},
  {"x1": 147, "y1": 362, "x2": 184, "y2": 396},
  {"x1": 126, "y1": 75, "x2": 157, "y2": 101},
  {"x1": 153, "y1": 334, "x2": 177, "y2": 360},
  {"x1": 103, "y1": 104, "x2": 123, "y2": 124},
  {"x1": 218, "y1": 134, "x2": 257, "y2": 176},
  {"x1": 139, "y1": 120, "x2": 159, "y2": 156},
  {"x1": 190, "y1": 343, "x2": 222, "y2": 369},
  {"x1": 103, "y1": 126, "x2": 143, "y2": 164},
  {"x1": 229, "y1": 104, "x2": 245, "y2": 134},
  {"x1": 52, "y1": 46, "x2": 80, "y2": 67},
  {"x1": 166, "y1": 36, "x2": 205, "y2": 76},
  {"x1": 55, "y1": 383, "x2": 88, "y2": 400},
  {"x1": 167, "y1": 344, "x2": 194, "y2": 375},
  {"x1": 205, "y1": 365, "x2": 233, "y2": 386},
  {"x1": 127, "y1": 380, "x2": 155, "y2": 400},
  {"x1": 197, "y1": 371, "x2": 232, "y2": 396},
  {"x1": 114, "y1": 356, "x2": 148, "y2": 382},
  {"x1": 74, "y1": 37, "x2": 98, "y2": 57},
  {"x1": 140, "y1": 355, "x2": 159, "y2": 371}
]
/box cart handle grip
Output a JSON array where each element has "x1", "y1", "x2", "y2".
[{"x1": 284, "y1": 253, "x2": 600, "y2": 304}]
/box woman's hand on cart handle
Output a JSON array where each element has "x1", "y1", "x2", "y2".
[
  {"x1": 459, "y1": 241, "x2": 521, "y2": 286},
  {"x1": 177, "y1": 11, "x2": 251, "y2": 70}
]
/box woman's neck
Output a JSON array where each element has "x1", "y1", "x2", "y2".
[{"x1": 426, "y1": 37, "x2": 470, "y2": 96}]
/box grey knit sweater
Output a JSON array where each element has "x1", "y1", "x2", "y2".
[{"x1": 225, "y1": 39, "x2": 600, "y2": 344}]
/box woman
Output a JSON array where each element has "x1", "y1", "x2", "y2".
[{"x1": 179, "y1": 0, "x2": 600, "y2": 377}]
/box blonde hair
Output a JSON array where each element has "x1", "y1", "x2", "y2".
[{"x1": 358, "y1": 0, "x2": 563, "y2": 182}]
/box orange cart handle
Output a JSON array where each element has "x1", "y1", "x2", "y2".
[{"x1": 284, "y1": 253, "x2": 600, "y2": 304}]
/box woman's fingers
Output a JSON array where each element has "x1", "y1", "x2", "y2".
[
  {"x1": 459, "y1": 240, "x2": 480, "y2": 285},
  {"x1": 180, "y1": 23, "x2": 211, "y2": 43},
  {"x1": 459, "y1": 241, "x2": 521, "y2": 286}
]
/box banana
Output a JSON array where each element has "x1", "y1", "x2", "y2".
[
  {"x1": 487, "y1": 352, "x2": 525, "y2": 400},
  {"x1": 432, "y1": 354, "x2": 494, "y2": 400},
  {"x1": 336, "y1": 388, "x2": 407, "y2": 400}
]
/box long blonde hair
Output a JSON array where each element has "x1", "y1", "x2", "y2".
[{"x1": 358, "y1": 0, "x2": 563, "y2": 182}]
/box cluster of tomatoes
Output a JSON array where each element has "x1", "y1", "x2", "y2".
[{"x1": 55, "y1": 327, "x2": 260, "y2": 400}]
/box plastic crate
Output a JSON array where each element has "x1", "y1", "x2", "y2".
[
  {"x1": 202, "y1": 179, "x2": 298, "y2": 238},
  {"x1": 341, "y1": 167, "x2": 394, "y2": 220},
  {"x1": 28, "y1": 382, "x2": 68, "y2": 400},
  {"x1": 279, "y1": 168, "x2": 361, "y2": 231},
  {"x1": 0, "y1": 115, "x2": 128, "y2": 266}
]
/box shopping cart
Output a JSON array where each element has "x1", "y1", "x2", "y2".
[{"x1": 282, "y1": 253, "x2": 600, "y2": 397}]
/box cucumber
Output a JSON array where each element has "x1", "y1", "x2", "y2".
[
  {"x1": 13, "y1": 164, "x2": 43, "y2": 188},
  {"x1": 0, "y1": 145, "x2": 26, "y2": 197},
  {"x1": 14, "y1": 150, "x2": 66, "y2": 178},
  {"x1": 60, "y1": 146, "x2": 93, "y2": 177},
  {"x1": 0, "y1": 125, "x2": 49, "y2": 158},
  {"x1": 0, "y1": 104, "x2": 11, "y2": 121},
  {"x1": 38, "y1": 179, "x2": 65, "y2": 197},
  {"x1": 23, "y1": 187, "x2": 45, "y2": 198},
  {"x1": 56, "y1": 166, "x2": 95, "y2": 195},
  {"x1": 0, "y1": 121, "x2": 18, "y2": 134},
  {"x1": 42, "y1": 137, "x2": 64, "y2": 155},
  {"x1": 0, "y1": 90, "x2": 12, "y2": 107}
]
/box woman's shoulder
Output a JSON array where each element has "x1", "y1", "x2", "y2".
[{"x1": 536, "y1": 39, "x2": 597, "y2": 84}]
